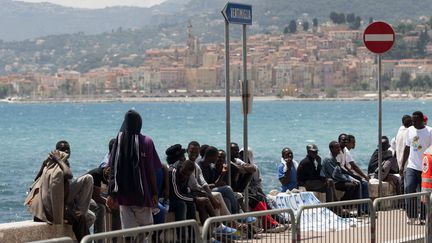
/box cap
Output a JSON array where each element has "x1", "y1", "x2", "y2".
[
  {"x1": 165, "y1": 144, "x2": 186, "y2": 157},
  {"x1": 306, "y1": 144, "x2": 318, "y2": 152}
]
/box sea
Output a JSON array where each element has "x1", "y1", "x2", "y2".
[{"x1": 0, "y1": 100, "x2": 430, "y2": 223}]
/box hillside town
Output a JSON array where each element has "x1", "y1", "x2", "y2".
[{"x1": 1, "y1": 20, "x2": 432, "y2": 100}]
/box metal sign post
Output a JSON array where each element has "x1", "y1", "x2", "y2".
[
  {"x1": 222, "y1": 2, "x2": 252, "y2": 190},
  {"x1": 378, "y1": 55, "x2": 383, "y2": 197},
  {"x1": 242, "y1": 23, "x2": 250, "y2": 208},
  {"x1": 224, "y1": 19, "x2": 231, "y2": 186},
  {"x1": 363, "y1": 21, "x2": 395, "y2": 198}
]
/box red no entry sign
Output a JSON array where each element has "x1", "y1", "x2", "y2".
[{"x1": 363, "y1": 21, "x2": 395, "y2": 54}]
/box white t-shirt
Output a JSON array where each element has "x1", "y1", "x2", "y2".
[
  {"x1": 336, "y1": 147, "x2": 354, "y2": 170},
  {"x1": 395, "y1": 125, "x2": 409, "y2": 169},
  {"x1": 405, "y1": 126, "x2": 432, "y2": 171}
]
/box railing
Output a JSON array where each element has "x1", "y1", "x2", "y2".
[
  {"x1": 28, "y1": 237, "x2": 74, "y2": 243},
  {"x1": 373, "y1": 191, "x2": 431, "y2": 243},
  {"x1": 201, "y1": 208, "x2": 295, "y2": 242},
  {"x1": 28, "y1": 192, "x2": 432, "y2": 243},
  {"x1": 80, "y1": 219, "x2": 200, "y2": 243},
  {"x1": 295, "y1": 199, "x2": 374, "y2": 243}
]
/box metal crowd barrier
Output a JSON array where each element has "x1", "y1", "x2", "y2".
[
  {"x1": 80, "y1": 219, "x2": 200, "y2": 243},
  {"x1": 26, "y1": 192, "x2": 432, "y2": 243},
  {"x1": 373, "y1": 191, "x2": 431, "y2": 243},
  {"x1": 295, "y1": 198, "x2": 374, "y2": 243},
  {"x1": 201, "y1": 208, "x2": 295, "y2": 242},
  {"x1": 28, "y1": 237, "x2": 74, "y2": 243}
]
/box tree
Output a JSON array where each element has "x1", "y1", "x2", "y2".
[
  {"x1": 303, "y1": 21, "x2": 309, "y2": 31},
  {"x1": 349, "y1": 16, "x2": 362, "y2": 30},
  {"x1": 330, "y1": 12, "x2": 338, "y2": 24},
  {"x1": 346, "y1": 13, "x2": 355, "y2": 23},
  {"x1": 398, "y1": 72, "x2": 411, "y2": 89},
  {"x1": 0, "y1": 84, "x2": 11, "y2": 98},
  {"x1": 288, "y1": 20, "x2": 297, "y2": 33},
  {"x1": 416, "y1": 30, "x2": 430, "y2": 56},
  {"x1": 338, "y1": 13, "x2": 346, "y2": 24},
  {"x1": 283, "y1": 26, "x2": 289, "y2": 34},
  {"x1": 313, "y1": 18, "x2": 318, "y2": 27},
  {"x1": 326, "y1": 87, "x2": 338, "y2": 98},
  {"x1": 369, "y1": 17, "x2": 374, "y2": 24}
]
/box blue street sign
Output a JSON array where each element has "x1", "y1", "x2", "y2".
[{"x1": 221, "y1": 2, "x2": 252, "y2": 25}]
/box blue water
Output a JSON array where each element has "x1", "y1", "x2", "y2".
[{"x1": 0, "y1": 100, "x2": 430, "y2": 223}]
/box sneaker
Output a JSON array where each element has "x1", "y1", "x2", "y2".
[
  {"x1": 265, "y1": 224, "x2": 286, "y2": 233},
  {"x1": 209, "y1": 237, "x2": 221, "y2": 243},
  {"x1": 406, "y1": 218, "x2": 416, "y2": 225},
  {"x1": 214, "y1": 224, "x2": 237, "y2": 236},
  {"x1": 238, "y1": 216, "x2": 257, "y2": 224},
  {"x1": 251, "y1": 225, "x2": 264, "y2": 234},
  {"x1": 420, "y1": 220, "x2": 426, "y2": 225}
]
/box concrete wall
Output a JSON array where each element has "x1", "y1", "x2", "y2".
[{"x1": 0, "y1": 221, "x2": 75, "y2": 243}]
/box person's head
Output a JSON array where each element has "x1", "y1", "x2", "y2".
[
  {"x1": 187, "y1": 141, "x2": 200, "y2": 162},
  {"x1": 412, "y1": 111, "x2": 425, "y2": 129},
  {"x1": 166, "y1": 144, "x2": 186, "y2": 165},
  {"x1": 230, "y1": 142, "x2": 240, "y2": 160},
  {"x1": 122, "y1": 109, "x2": 142, "y2": 134},
  {"x1": 347, "y1": 135, "x2": 356, "y2": 150},
  {"x1": 178, "y1": 160, "x2": 195, "y2": 179},
  {"x1": 108, "y1": 138, "x2": 116, "y2": 153},
  {"x1": 329, "y1": 141, "x2": 341, "y2": 157},
  {"x1": 402, "y1": 115, "x2": 412, "y2": 128},
  {"x1": 381, "y1": 136, "x2": 390, "y2": 151},
  {"x1": 204, "y1": 146, "x2": 219, "y2": 164},
  {"x1": 56, "y1": 140, "x2": 71, "y2": 157},
  {"x1": 239, "y1": 147, "x2": 254, "y2": 164},
  {"x1": 306, "y1": 144, "x2": 319, "y2": 159},
  {"x1": 338, "y1": 133, "x2": 348, "y2": 149},
  {"x1": 216, "y1": 150, "x2": 226, "y2": 172},
  {"x1": 281, "y1": 147, "x2": 293, "y2": 162},
  {"x1": 200, "y1": 144, "x2": 209, "y2": 158}
]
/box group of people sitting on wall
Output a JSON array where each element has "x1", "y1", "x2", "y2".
[
  {"x1": 278, "y1": 111, "x2": 432, "y2": 225},
  {"x1": 24, "y1": 110, "x2": 432, "y2": 241},
  {"x1": 25, "y1": 110, "x2": 290, "y2": 242}
]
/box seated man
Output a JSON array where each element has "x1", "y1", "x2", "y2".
[
  {"x1": 29, "y1": 141, "x2": 93, "y2": 241},
  {"x1": 198, "y1": 146, "x2": 240, "y2": 215},
  {"x1": 169, "y1": 160, "x2": 237, "y2": 239},
  {"x1": 277, "y1": 147, "x2": 298, "y2": 192},
  {"x1": 338, "y1": 134, "x2": 369, "y2": 204},
  {"x1": 368, "y1": 136, "x2": 401, "y2": 194},
  {"x1": 322, "y1": 141, "x2": 360, "y2": 201},
  {"x1": 230, "y1": 143, "x2": 257, "y2": 193},
  {"x1": 87, "y1": 166, "x2": 111, "y2": 234},
  {"x1": 297, "y1": 144, "x2": 337, "y2": 202}
]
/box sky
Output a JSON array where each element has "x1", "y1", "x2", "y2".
[{"x1": 19, "y1": 0, "x2": 166, "y2": 9}]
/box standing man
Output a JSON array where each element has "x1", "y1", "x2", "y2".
[
  {"x1": 400, "y1": 111, "x2": 432, "y2": 224},
  {"x1": 107, "y1": 110, "x2": 162, "y2": 229},
  {"x1": 297, "y1": 144, "x2": 337, "y2": 202},
  {"x1": 321, "y1": 141, "x2": 360, "y2": 201},
  {"x1": 277, "y1": 148, "x2": 298, "y2": 192},
  {"x1": 396, "y1": 115, "x2": 412, "y2": 171}
]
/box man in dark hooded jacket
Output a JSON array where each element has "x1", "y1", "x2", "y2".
[{"x1": 107, "y1": 110, "x2": 162, "y2": 229}]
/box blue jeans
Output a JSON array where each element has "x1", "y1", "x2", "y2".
[
  {"x1": 212, "y1": 185, "x2": 240, "y2": 214},
  {"x1": 153, "y1": 202, "x2": 167, "y2": 224},
  {"x1": 360, "y1": 181, "x2": 369, "y2": 213},
  {"x1": 404, "y1": 168, "x2": 425, "y2": 219},
  {"x1": 170, "y1": 200, "x2": 196, "y2": 239}
]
